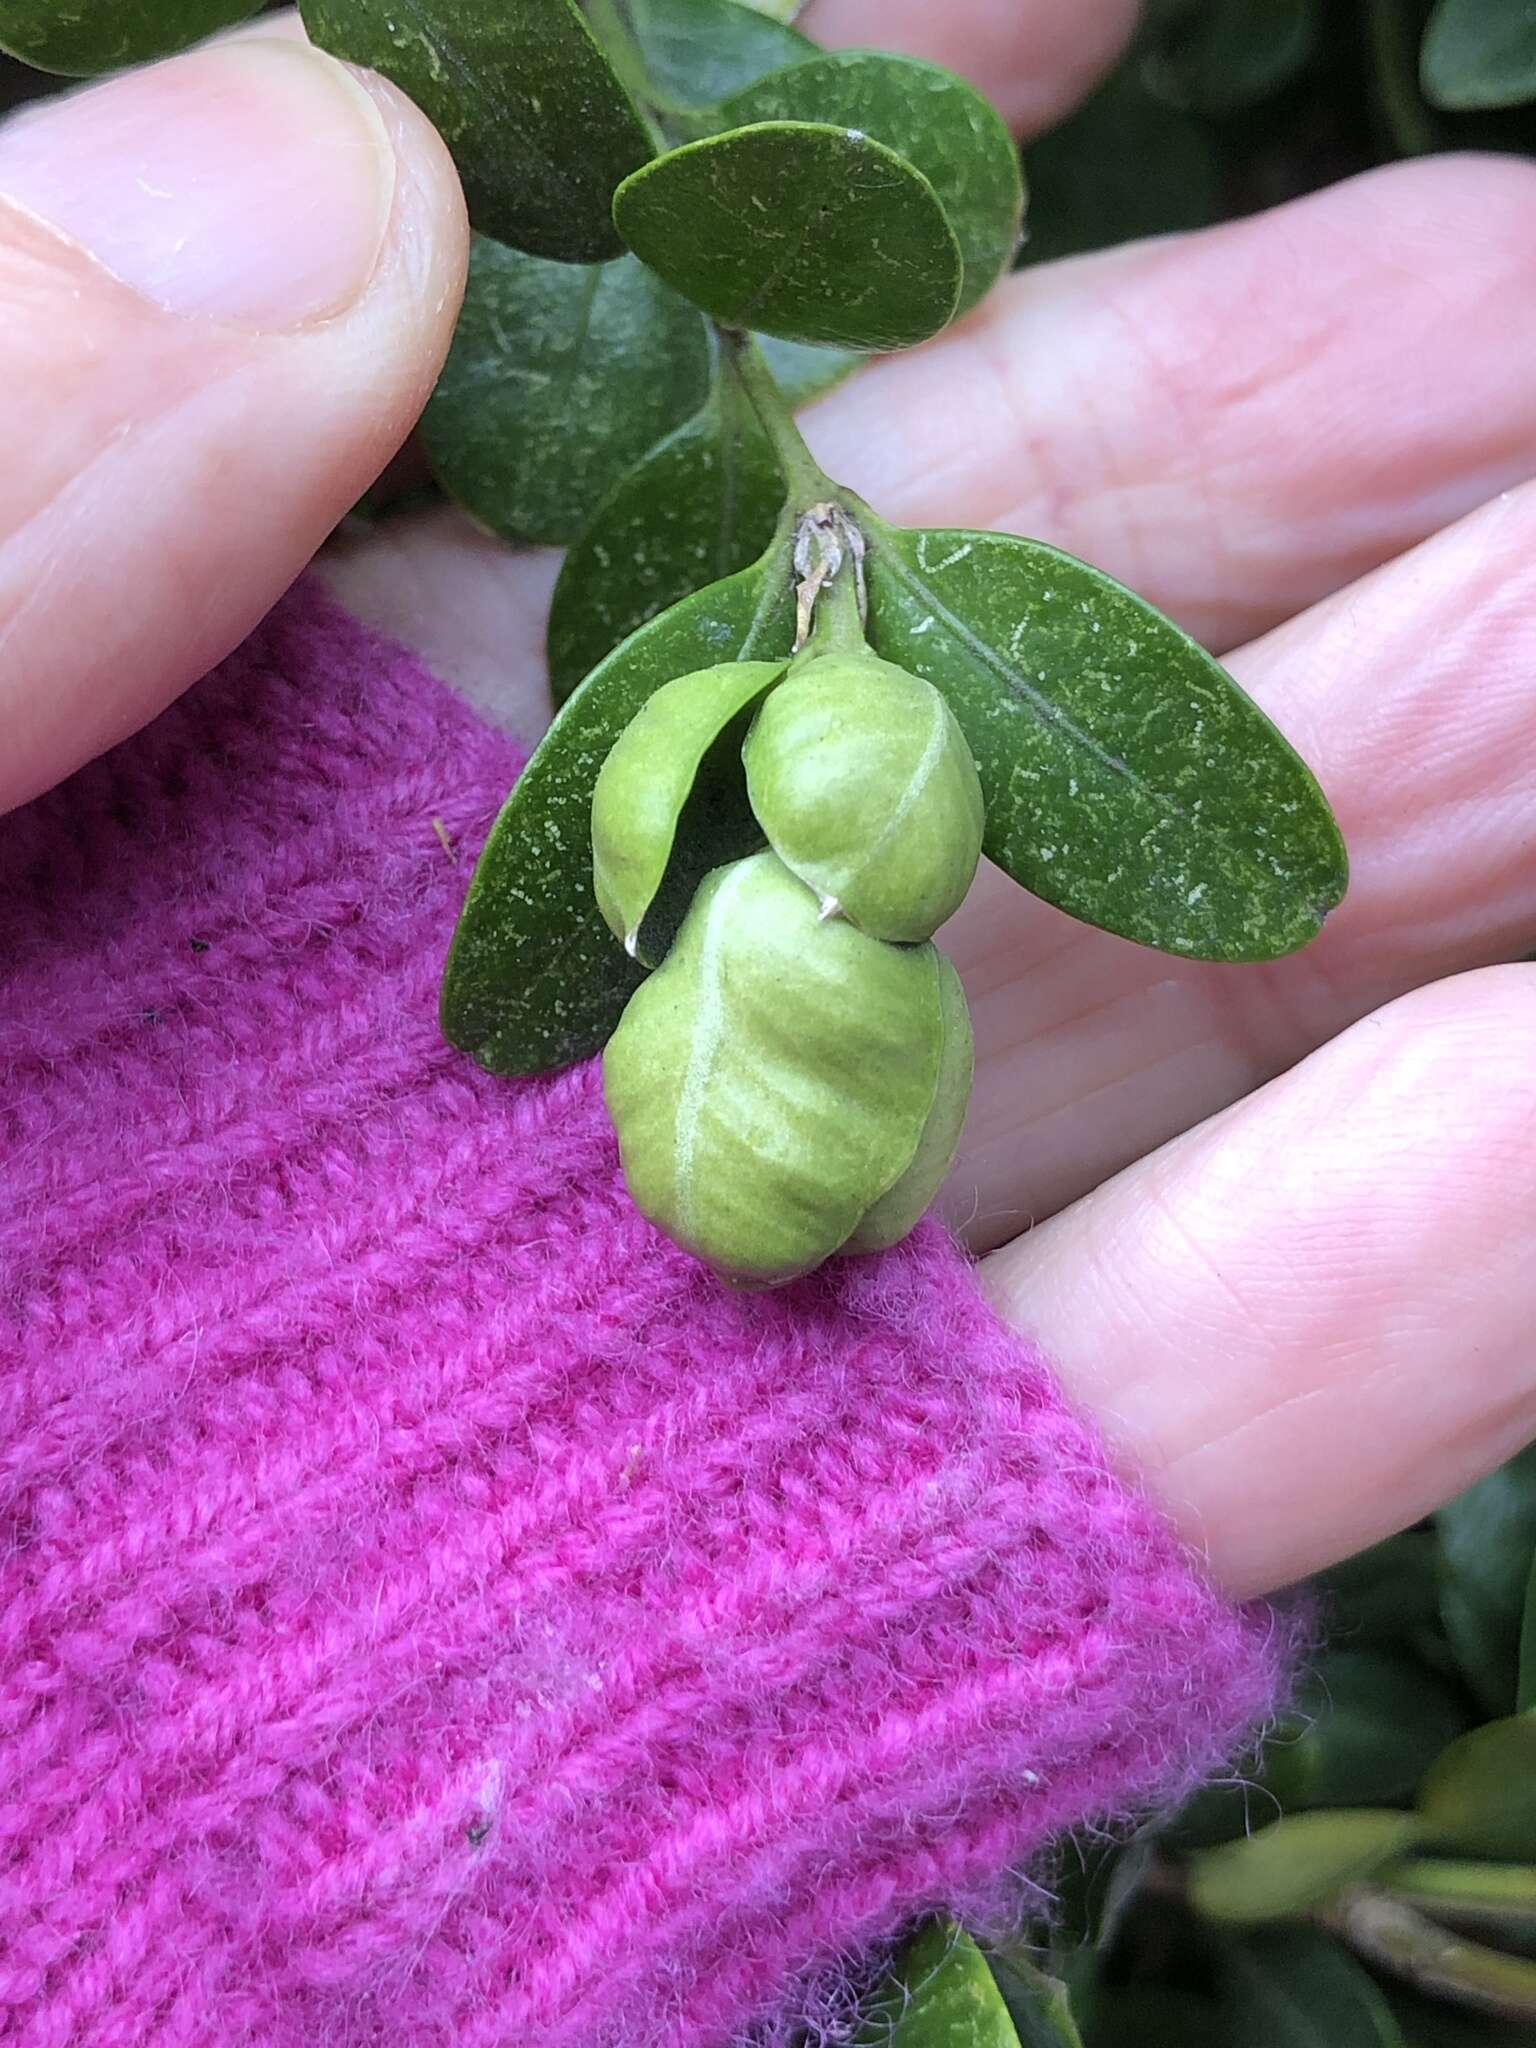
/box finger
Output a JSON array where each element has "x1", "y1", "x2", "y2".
[
  {"x1": 800, "y1": 0, "x2": 1139, "y2": 137},
  {"x1": 806, "y1": 154, "x2": 1536, "y2": 652},
  {"x1": 0, "y1": 34, "x2": 468, "y2": 816},
  {"x1": 980, "y1": 964, "x2": 1536, "y2": 1599},
  {"x1": 945, "y1": 474, "x2": 1536, "y2": 1245}
]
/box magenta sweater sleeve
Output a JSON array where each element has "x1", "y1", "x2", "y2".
[{"x1": 0, "y1": 585, "x2": 1288, "y2": 2048}]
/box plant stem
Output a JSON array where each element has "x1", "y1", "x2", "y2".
[
  {"x1": 719, "y1": 330, "x2": 839, "y2": 512},
  {"x1": 1321, "y1": 1887, "x2": 1536, "y2": 2024},
  {"x1": 1384, "y1": 1858, "x2": 1536, "y2": 1926}
]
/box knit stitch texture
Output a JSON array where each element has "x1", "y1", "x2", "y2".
[{"x1": 1, "y1": 585, "x2": 1288, "y2": 2048}]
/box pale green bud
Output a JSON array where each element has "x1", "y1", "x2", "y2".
[
  {"x1": 591, "y1": 660, "x2": 785, "y2": 961},
  {"x1": 743, "y1": 652, "x2": 984, "y2": 943},
  {"x1": 602, "y1": 849, "x2": 968, "y2": 1286}
]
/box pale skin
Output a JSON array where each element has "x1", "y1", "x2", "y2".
[{"x1": 2, "y1": 0, "x2": 1532, "y2": 1603}]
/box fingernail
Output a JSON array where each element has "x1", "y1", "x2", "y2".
[{"x1": 0, "y1": 39, "x2": 396, "y2": 329}]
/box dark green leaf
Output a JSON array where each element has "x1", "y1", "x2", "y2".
[
  {"x1": 613, "y1": 123, "x2": 963, "y2": 349},
  {"x1": 1148, "y1": 0, "x2": 1321, "y2": 116},
  {"x1": 299, "y1": 0, "x2": 652, "y2": 260},
  {"x1": 1270, "y1": 1647, "x2": 1472, "y2": 1810},
  {"x1": 756, "y1": 333, "x2": 863, "y2": 404},
  {"x1": 1168, "y1": 1646, "x2": 1470, "y2": 1848},
  {"x1": 0, "y1": 0, "x2": 261, "y2": 73},
  {"x1": 1219, "y1": 1928, "x2": 1407, "y2": 2047},
  {"x1": 420, "y1": 238, "x2": 710, "y2": 546},
  {"x1": 1422, "y1": 0, "x2": 1536, "y2": 110},
  {"x1": 1519, "y1": 1546, "x2": 1536, "y2": 1712},
  {"x1": 1086, "y1": 1988, "x2": 1231, "y2": 2048},
  {"x1": 442, "y1": 542, "x2": 795, "y2": 1075},
  {"x1": 1187, "y1": 1810, "x2": 1426, "y2": 1923},
  {"x1": 590, "y1": 658, "x2": 784, "y2": 957},
  {"x1": 853, "y1": 1922, "x2": 1024, "y2": 2046},
  {"x1": 547, "y1": 376, "x2": 786, "y2": 701},
  {"x1": 718, "y1": 52, "x2": 1024, "y2": 314},
  {"x1": 1437, "y1": 1443, "x2": 1536, "y2": 1716},
  {"x1": 1417, "y1": 1716, "x2": 1536, "y2": 1859},
  {"x1": 983, "y1": 1953, "x2": 1082, "y2": 2048},
  {"x1": 863, "y1": 521, "x2": 1348, "y2": 962},
  {"x1": 624, "y1": 0, "x2": 815, "y2": 106},
  {"x1": 1311, "y1": 1532, "x2": 1444, "y2": 1646},
  {"x1": 1021, "y1": 64, "x2": 1219, "y2": 266}
]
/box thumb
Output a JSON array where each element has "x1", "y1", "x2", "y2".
[{"x1": 0, "y1": 31, "x2": 467, "y2": 815}]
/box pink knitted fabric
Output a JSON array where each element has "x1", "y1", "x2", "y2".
[{"x1": 1, "y1": 584, "x2": 1286, "y2": 2048}]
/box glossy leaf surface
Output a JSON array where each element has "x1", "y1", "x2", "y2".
[
  {"x1": 1417, "y1": 1717, "x2": 1536, "y2": 1859},
  {"x1": 591, "y1": 659, "x2": 784, "y2": 956},
  {"x1": 1422, "y1": 0, "x2": 1536, "y2": 110},
  {"x1": 442, "y1": 546, "x2": 795, "y2": 1075},
  {"x1": 719, "y1": 52, "x2": 1024, "y2": 314},
  {"x1": 624, "y1": 0, "x2": 814, "y2": 105},
  {"x1": 1437, "y1": 1442, "x2": 1536, "y2": 1715},
  {"x1": 604, "y1": 853, "x2": 947, "y2": 1286},
  {"x1": 1187, "y1": 1809, "x2": 1425, "y2": 1922},
  {"x1": 300, "y1": 0, "x2": 652, "y2": 260},
  {"x1": 0, "y1": 0, "x2": 260, "y2": 72},
  {"x1": 1220, "y1": 1928, "x2": 1407, "y2": 2047},
  {"x1": 865, "y1": 523, "x2": 1348, "y2": 961},
  {"x1": 853, "y1": 1922, "x2": 1024, "y2": 2045},
  {"x1": 421, "y1": 239, "x2": 710, "y2": 546},
  {"x1": 613, "y1": 122, "x2": 963, "y2": 349},
  {"x1": 547, "y1": 378, "x2": 786, "y2": 700}
]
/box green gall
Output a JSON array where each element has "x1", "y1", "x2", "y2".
[
  {"x1": 602, "y1": 849, "x2": 967, "y2": 1286},
  {"x1": 845, "y1": 951, "x2": 972, "y2": 1252},
  {"x1": 743, "y1": 651, "x2": 985, "y2": 942},
  {"x1": 591, "y1": 660, "x2": 785, "y2": 961}
]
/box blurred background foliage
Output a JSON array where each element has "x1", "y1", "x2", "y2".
[{"x1": 3, "y1": 1, "x2": 1534, "y2": 2039}]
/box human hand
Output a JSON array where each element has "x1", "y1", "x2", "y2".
[{"x1": 3, "y1": 0, "x2": 1532, "y2": 1602}]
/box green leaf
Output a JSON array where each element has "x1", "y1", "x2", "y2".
[
  {"x1": 1437, "y1": 1443, "x2": 1536, "y2": 1716},
  {"x1": 1312, "y1": 1532, "x2": 1444, "y2": 1646},
  {"x1": 983, "y1": 1953, "x2": 1082, "y2": 2048},
  {"x1": 1219, "y1": 1928, "x2": 1408, "y2": 2047},
  {"x1": 756, "y1": 333, "x2": 863, "y2": 405},
  {"x1": 420, "y1": 238, "x2": 711, "y2": 547},
  {"x1": 441, "y1": 541, "x2": 795, "y2": 1076},
  {"x1": 734, "y1": 0, "x2": 805, "y2": 19},
  {"x1": 590, "y1": 659, "x2": 784, "y2": 957},
  {"x1": 1187, "y1": 1810, "x2": 1427, "y2": 1923},
  {"x1": 862, "y1": 522, "x2": 1348, "y2": 962},
  {"x1": 1021, "y1": 64, "x2": 1219, "y2": 266},
  {"x1": 1422, "y1": 0, "x2": 1536, "y2": 110},
  {"x1": 613, "y1": 123, "x2": 963, "y2": 350},
  {"x1": 1148, "y1": 0, "x2": 1321, "y2": 116},
  {"x1": 1519, "y1": 1545, "x2": 1536, "y2": 1712},
  {"x1": 547, "y1": 376, "x2": 786, "y2": 701},
  {"x1": 624, "y1": 0, "x2": 815, "y2": 106},
  {"x1": 298, "y1": 0, "x2": 652, "y2": 261},
  {"x1": 0, "y1": 0, "x2": 262, "y2": 72},
  {"x1": 853, "y1": 1922, "x2": 1024, "y2": 2046},
  {"x1": 718, "y1": 52, "x2": 1024, "y2": 315},
  {"x1": 1418, "y1": 1717, "x2": 1536, "y2": 1859},
  {"x1": 1169, "y1": 1646, "x2": 1471, "y2": 1848}
]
